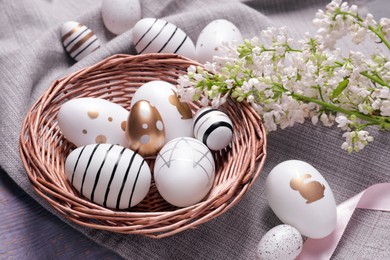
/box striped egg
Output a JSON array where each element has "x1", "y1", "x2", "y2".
[
  {"x1": 61, "y1": 21, "x2": 100, "y2": 61},
  {"x1": 65, "y1": 144, "x2": 151, "y2": 209},
  {"x1": 132, "y1": 18, "x2": 196, "y2": 59},
  {"x1": 193, "y1": 107, "x2": 233, "y2": 151}
]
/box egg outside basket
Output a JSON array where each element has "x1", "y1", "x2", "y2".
[{"x1": 19, "y1": 53, "x2": 267, "y2": 238}]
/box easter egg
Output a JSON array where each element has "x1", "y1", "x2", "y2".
[
  {"x1": 61, "y1": 21, "x2": 100, "y2": 61},
  {"x1": 57, "y1": 98, "x2": 129, "y2": 147},
  {"x1": 154, "y1": 137, "x2": 215, "y2": 207},
  {"x1": 131, "y1": 80, "x2": 193, "y2": 142},
  {"x1": 65, "y1": 144, "x2": 151, "y2": 209},
  {"x1": 196, "y1": 19, "x2": 243, "y2": 64},
  {"x1": 102, "y1": 0, "x2": 141, "y2": 35},
  {"x1": 265, "y1": 160, "x2": 337, "y2": 239},
  {"x1": 257, "y1": 225, "x2": 303, "y2": 260},
  {"x1": 193, "y1": 107, "x2": 233, "y2": 151},
  {"x1": 132, "y1": 18, "x2": 196, "y2": 59},
  {"x1": 126, "y1": 100, "x2": 165, "y2": 157}
]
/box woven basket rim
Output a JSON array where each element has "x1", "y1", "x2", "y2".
[{"x1": 18, "y1": 53, "x2": 267, "y2": 238}]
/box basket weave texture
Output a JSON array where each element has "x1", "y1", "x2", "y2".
[{"x1": 19, "y1": 53, "x2": 267, "y2": 238}]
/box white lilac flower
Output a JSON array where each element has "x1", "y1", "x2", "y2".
[{"x1": 176, "y1": 0, "x2": 390, "y2": 152}]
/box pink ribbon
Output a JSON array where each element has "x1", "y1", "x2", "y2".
[{"x1": 297, "y1": 183, "x2": 390, "y2": 260}]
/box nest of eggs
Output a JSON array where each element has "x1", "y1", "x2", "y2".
[{"x1": 19, "y1": 53, "x2": 267, "y2": 238}]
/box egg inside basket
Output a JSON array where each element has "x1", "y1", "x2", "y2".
[{"x1": 19, "y1": 53, "x2": 267, "y2": 238}]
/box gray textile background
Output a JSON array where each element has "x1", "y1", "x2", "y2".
[{"x1": 1, "y1": 0, "x2": 389, "y2": 259}]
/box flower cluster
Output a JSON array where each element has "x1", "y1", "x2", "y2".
[{"x1": 177, "y1": 0, "x2": 390, "y2": 152}]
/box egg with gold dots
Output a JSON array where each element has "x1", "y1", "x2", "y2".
[
  {"x1": 57, "y1": 98, "x2": 129, "y2": 147},
  {"x1": 126, "y1": 100, "x2": 165, "y2": 157}
]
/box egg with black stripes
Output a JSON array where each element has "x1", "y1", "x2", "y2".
[
  {"x1": 65, "y1": 144, "x2": 151, "y2": 209},
  {"x1": 193, "y1": 107, "x2": 233, "y2": 151},
  {"x1": 61, "y1": 21, "x2": 100, "y2": 61},
  {"x1": 132, "y1": 18, "x2": 196, "y2": 59}
]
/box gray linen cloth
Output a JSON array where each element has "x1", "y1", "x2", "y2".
[{"x1": 1, "y1": 0, "x2": 389, "y2": 259}]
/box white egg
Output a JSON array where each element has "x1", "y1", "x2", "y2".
[
  {"x1": 57, "y1": 98, "x2": 129, "y2": 147},
  {"x1": 265, "y1": 160, "x2": 337, "y2": 239},
  {"x1": 131, "y1": 80, "x2": 193, "y2": 143},
  {"x1": 196, "y1": 19, "x2": 243, "y2": 64},
  {"x1": 65, "y1": 144, "x2": 151, "y2": 209},
  {"x1": 193, "y1": 107, "x2": 233, "y2": 151},
  {"x1": 132, "y1": 18, "x2": 196, "y2": 59},
  {"x1": 102, "y1": 0, "x2": 141, "y2": 35},
  {"x1": 61, "y1": 21, "x2": 100, "y2": 61},
  {"x1": 154, "y1": 137, "x2": 215, "y2": 207},
  {"x1": 257, "y1": 225, "x2": 303, "y2": 260}
]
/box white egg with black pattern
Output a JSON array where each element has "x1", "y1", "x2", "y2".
[
  {"x1": 132, "y1": 18, "x2": 196, "y2": 59},
  {"x1": 57, "y1": 98, "x2": 129, "y2": 147},
  {"x1": 257, "y1": 225, "x2": 303, "y2": 260},
  {"x1": 154, "y1": 137, "x2": 215, "y2": 207},
  {"x1": 196, "y1": 19, "x2": 243, "y2": 64},
  {"x1": 61, "y1": 21, "x2": 100, "y2": 61},
  {"x1": 65, "y1": 144, "x2": 151, "y2": 209},
  {"x1": 193, "y1": 107, "x2": 233, "y2": 151}
]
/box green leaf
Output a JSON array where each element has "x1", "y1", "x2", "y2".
[{"x1": 331, "y1": 78, "x2": 349, "y2": 100}]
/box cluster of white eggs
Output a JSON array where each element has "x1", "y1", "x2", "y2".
[{"x1": 60, "y1": 0, "x2": 243, "y2": 63}]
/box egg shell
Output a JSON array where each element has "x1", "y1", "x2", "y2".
[
  {"x1": 193, "y1": 107, "x2": 233, "y2": 151},
  {"x1": 132, "y1": 18, "x2": 196, "y2": 59},
  {"x1": 65, "y1": 144, "x2": 151, "y2": 209},
  {"x1": 126, "y1": 100, "x2": 165, "y2": 157},
  {"x1": 102, "y1": 0, "x2": 141, "y2": 35},
  {"x1": 265, "y1": 160, "x2": 337, "y2": 239},
  {"x1": 57, "y1": 98, "x2": 129, "y2": 147},
  {"x1": 61, "y1": 21, "x2": 100, "y2": 61},
  {"x1": 196, "y1": 19, "x2": 243, "y2": 64},
  {"x1": 131, "y1": 81, "x2": 193, "y2": 143},
  {"x1": 257, "y1": 225, "x2": 303, "y2": 260},
  {"x1": 154, "y1": 137, "x2": 215, "y2": 207}
]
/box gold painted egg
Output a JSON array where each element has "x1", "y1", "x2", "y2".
[{"x1": 126, "y1": 100, "x2": 165, "y2": 157}]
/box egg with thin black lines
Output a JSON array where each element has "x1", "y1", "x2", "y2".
[
  {"x1": 132, "y1": 18, "x2": 196, "y2": 59},
  {"x1": 61, "y1": 21, "x2": 100, "y2": 61},
  {"x1": 65, "y1": 143, "x2": 151, "y2": 209},
  {"x1": 193, "y1": 107, "x2": 233, "y2": 151}
]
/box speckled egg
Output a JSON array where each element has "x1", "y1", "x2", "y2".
[
  {"x1": 196, "y1": 19, "x2": 243, "y2": 64},
  {"x1": 102, "y1": 0, "x2": 141, "y2": 35},
  {"x1": 257, "y1": 225, "x2": 303, "y2": 260}
]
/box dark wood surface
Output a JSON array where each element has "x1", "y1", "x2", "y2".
[{"x1": 0, "y1": 167, "x2": 121, "y2": 259}]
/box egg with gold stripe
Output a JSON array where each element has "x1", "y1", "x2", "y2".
[
  {"x1": 65, "y1": 143, "x2": 151, "y2": 209},
  {"x1": 61, "y1": 21, "x2": 100, "y2": 61},
  {"x1": 132, "y1": 18, "x2": 196, "y2": 59},
  {"x1": 57, "y1": 98, "x2": 129, "y2": 147}
]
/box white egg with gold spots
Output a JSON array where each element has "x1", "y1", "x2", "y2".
[
  {"x1": 58, "y1": 98, "x2": 129, "y2": 147},
  {"x1": 61, "y1": 21, "x2": 100, "y2": 61}
]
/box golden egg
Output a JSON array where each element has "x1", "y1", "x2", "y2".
[{"x1": 126, "y1": 100, "x2": 165, "y2": 157}]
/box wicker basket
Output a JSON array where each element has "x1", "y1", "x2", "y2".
[{"x1": 19, "y1": 53, "x2": 267, "y2": 238}]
